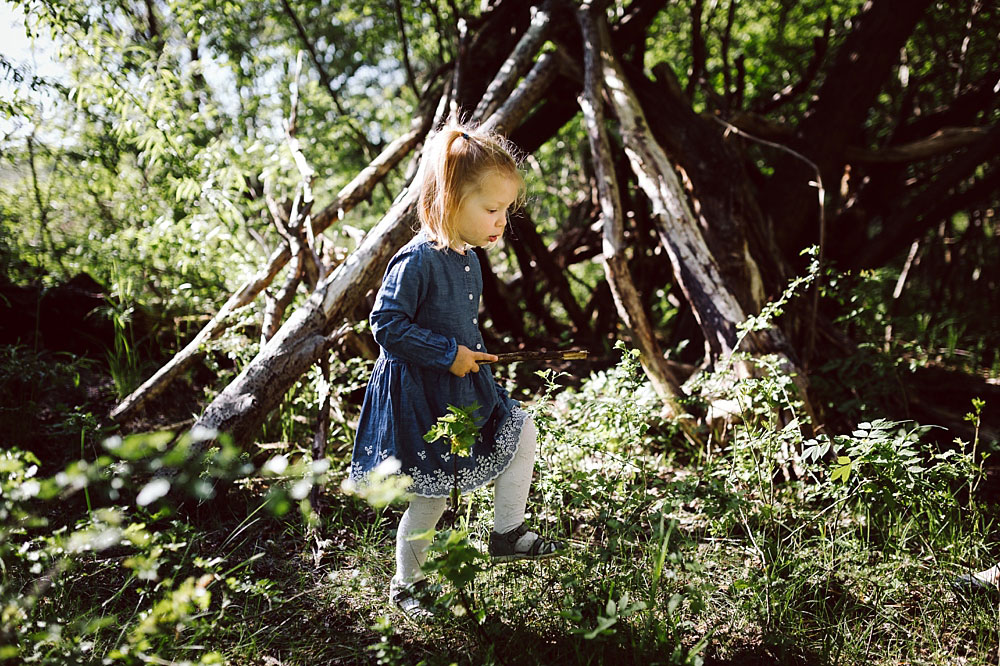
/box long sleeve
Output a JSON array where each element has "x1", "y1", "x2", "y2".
[{"x1": 370, "y1": 249, "x2": 458, "y2": 372}]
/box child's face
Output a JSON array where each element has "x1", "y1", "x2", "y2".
[{"x1": 453, "y1": 172, "x2": 519, "y2": 249}]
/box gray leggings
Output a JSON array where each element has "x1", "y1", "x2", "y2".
[{"x1": 393, "y1": 416, "x2": 538, "y2": 586}]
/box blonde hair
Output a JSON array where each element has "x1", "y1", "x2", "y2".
[{"x1": 418, "y1": 122, "x2": 524, "y2": 249}]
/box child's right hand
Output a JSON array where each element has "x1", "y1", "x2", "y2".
[{"x1": 449, "y1": 345, "x2": 498, "y2": 377}]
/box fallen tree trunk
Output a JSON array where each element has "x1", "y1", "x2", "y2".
[
  {"x1": 577, "y1": 4, "x2": 689, "y2": 415},
  {"x1": 585, "y1": 6, "x2": 815, "y2": 424}
]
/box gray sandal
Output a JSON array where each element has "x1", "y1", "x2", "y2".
[
  {"x1": 951, "y1": 573, "x2": 999, "y2": 598},
  {"x1": 389, "y1": 579, "x2": 437, "y2": 620},
  {"x1": 489, "y1": 523, "x2": 564, "y2": 563}
]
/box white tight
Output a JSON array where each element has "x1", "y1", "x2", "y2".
[
  {"x1": 492, "y1": 416, "x2": 538, "y2": 534},
  {"x1": 393, "y1": 417, "x2": 538, "y2": 587}
]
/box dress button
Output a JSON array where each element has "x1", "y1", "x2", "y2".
[
  {"x1": 476, "y1": 344, "x2": 482, "y2": 350},
  {"x1": 464, "y1": 266, "x2": 470, "y2": 272},
  {"x1": 468, "y1": 294, "x2": 473, "y2": 300},
  {"x1": 472, "y1": 317, "x2": 477, "y2": 324}
]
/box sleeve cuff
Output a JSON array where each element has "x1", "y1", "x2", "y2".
[{"x1": 436, "y1": 337, "x2": 458, "y2": 373}]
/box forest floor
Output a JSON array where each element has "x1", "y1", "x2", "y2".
[{"x1": 3, "y1": 342, "x2": 1000, "y2": 665}]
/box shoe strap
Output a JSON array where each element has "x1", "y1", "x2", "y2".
[{"x1": 501, "y1": 523, "x2": 529, "y2": 545}]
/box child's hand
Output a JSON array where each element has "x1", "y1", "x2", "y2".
[{"x1": 449, "y1": 345, "x2": 498, "y2": 377}]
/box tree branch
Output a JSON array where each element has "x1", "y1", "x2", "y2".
[
  {"x1": 278, "y1": 0, "x2": 377, "y2": 157},
  {"x1": 472, "y1": 1, "x2": 552, "y2": 122},
  {"x1": 720, "y1": 0, "x2": 737, "y2": 109},
  {"x1": 855, "y1": 125, "x2": 1000, "y2": 268},
  {"x1": 845, "y1": 126, "x2": 990, "y2": 164},
  {"x1": 392, "y1": 0, "x2": 421, "y2": 98},
  {"x1": 685, "y1": 0, "x2": 707, "y2": 100},
  {"x1": 507, "y1": 207, "x2": 592, "y2": 337},
  {"x1": 754, "y1": 14, "x2": 831, "y2": 115}
]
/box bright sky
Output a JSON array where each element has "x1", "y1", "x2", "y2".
[
  {"x1": 1, "y1": 2, "x2": 63, "y2": 79},
  {"x1": 1, "y1": 2, "x2": 64, "y2": 140}
]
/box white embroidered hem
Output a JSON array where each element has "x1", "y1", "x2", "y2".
[{"x1": 349, "y1": 406, "x2": 529, "y2": 499}]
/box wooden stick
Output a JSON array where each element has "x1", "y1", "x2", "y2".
[{"x1": 481, "y1": 350, "x2": 589, "y2": 364}]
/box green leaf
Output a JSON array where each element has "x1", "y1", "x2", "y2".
[{"x1": 830, "y1": 457, "x2": 853, "y2": 484}]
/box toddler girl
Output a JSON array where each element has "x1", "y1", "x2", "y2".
[{"x1": 349, "y1": 123, "x2": 563, "y2": 617}]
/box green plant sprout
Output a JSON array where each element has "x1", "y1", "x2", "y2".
[
  {"x1": 424, "y1": 402, "x2": 482, "y2": 515},
  {"x1": 423, "y1": 402, "x2": 482, "y2": 458}
]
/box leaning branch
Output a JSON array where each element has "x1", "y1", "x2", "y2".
[
  {"x1": 472, "y1": 1, "x2": 552, "y2": 122},
  {"x1": 857, "y1": 124, "x2": 1000, "y2": 268},
  {"x1": 578, "y1": 3, "x2": 690, "y2": 417},
  {"x1": 598, "y1": 14, "x2": 820, "y2": 426},
  {"x1": 845, "y1": 126, "x2": 990, "y2": 164},
  {"x1": 590, "y1": 7, "x2": 812, "y2": 410},
  {"x1": 108, "y1": 98, "x2": 439, "y2": 422},
  {"x1": 193, "y1": 44, "x2": 559, "y2": 446},
  {"x1": 392, "y1": 0, "x2": 421, "y2": 98},
  {"x1": 481, "y1": 52, "x2": 560, "y2": 135}
]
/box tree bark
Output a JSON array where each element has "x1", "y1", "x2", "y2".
[{"x1": 577, "y1": 4, "x2": 689, "y2": 416}]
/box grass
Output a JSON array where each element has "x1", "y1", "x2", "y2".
[{"x1": 3, "y1": 343, "x2": 999, "y2": 665}]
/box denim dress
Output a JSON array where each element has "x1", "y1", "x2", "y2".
[{"x1": 349, "y1": 231, "x2": 526, "y2": 498}]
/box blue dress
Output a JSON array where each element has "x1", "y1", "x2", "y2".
[{"x1": 349, "y1": 230, "x2": 526, "y2": 498}]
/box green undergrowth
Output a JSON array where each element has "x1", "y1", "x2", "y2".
[
  {"x1": 0, "y1": 250, "x2": 996, "y2": 665},
  {"x1": 2, "y1": 339, "x2": 998, "y2": 665}
]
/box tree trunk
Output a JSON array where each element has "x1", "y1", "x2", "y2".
[
  {"x1": 577, "y1": 4, "x2": 689, "y2": 416},
  {"x1": 766, "y1": 0, "x2": 935, "y2": 255},
  {"x1": 583, "y1": 6, "x2": 815, "y2": 429}
]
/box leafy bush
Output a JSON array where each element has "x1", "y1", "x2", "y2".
[{"x1": 0, "y1": 428, "x2": 332, "y2": 664}]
